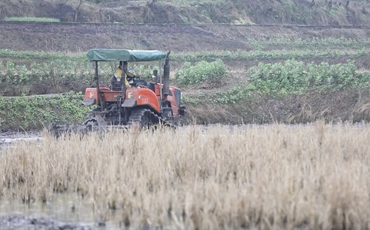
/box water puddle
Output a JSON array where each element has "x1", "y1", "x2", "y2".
[
  {"x1": 0, "y1": 132, "x2": 42, "y2": 150},
  {"x1": 0, "y1": 192, "x2": 124, "y2": 229}
]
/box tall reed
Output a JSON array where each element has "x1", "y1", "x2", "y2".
[{"x1": 1, "y1": 123, "x2": 370, "y2": 229}]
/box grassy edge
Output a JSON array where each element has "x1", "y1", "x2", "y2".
[
  {"x1": 0, "y1": 92, "x2": 91, "y2": 131},
  {"x1": 4, "y1": 17, "x2": 60, "y2": 22}
]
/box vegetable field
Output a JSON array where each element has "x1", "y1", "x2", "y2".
[{"x1": 1, "y1": 35, "x2": 370, "y2": 130}]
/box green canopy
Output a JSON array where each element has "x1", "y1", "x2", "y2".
[{"x1": 86, "y1": 49, "x2": 167, "y2": 62}]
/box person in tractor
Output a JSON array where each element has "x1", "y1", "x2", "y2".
[{"x1": 111, "y1": 61, "x2": 134, "y2": 90}]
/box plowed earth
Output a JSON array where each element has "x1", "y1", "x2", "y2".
[{"x1": 1, "y1": 21, "x2": 370, "y2": 52}]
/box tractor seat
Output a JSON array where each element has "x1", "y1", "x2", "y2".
[
  {"x1": 147, "y1": 83, "x2": 155, "y2": 92},
  {"x1": 130, "y1": 79, "x2": 155, "y2": 92},
  {"x1": 132, "y1": 79, "x2": 148, "y2": 87}
]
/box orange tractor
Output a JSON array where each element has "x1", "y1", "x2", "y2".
[{"x1": 51, "y1": 49, "x2": 186, "y2": 134}]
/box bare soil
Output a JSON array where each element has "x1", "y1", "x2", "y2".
[{"x1": 1, "y1": 21, "x2": 370, "y2": 52}]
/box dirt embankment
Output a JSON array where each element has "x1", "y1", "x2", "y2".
[
  {"x1": 186, "y1": 90, "x2": 370, "y2": 125},
  {"x1": 1, "y1": 21, "x2": 370, "y2": 52},
  {"x1": 3, "y1": 0, "x2": 370, "y2": 26}
]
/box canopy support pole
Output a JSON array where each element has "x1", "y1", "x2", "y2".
[{"x1": 95, "y1": 61, "x2": 104, "y2": 110}]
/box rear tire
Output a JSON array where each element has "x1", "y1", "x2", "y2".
[{"x1": 128, "y1": 108, "x2": 158, "y2": 128}]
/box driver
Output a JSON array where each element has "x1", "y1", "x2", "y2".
[{"x1": 111, "y1": 61, "x2": 133, "y2": 90}]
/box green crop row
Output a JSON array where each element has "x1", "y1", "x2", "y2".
[
  {"x1": 248, "y1": 37, "x2": 370, "y2": 50},
  {"x1": 0, "y1": 60, "x2": 165, "y2": 96},
  {"x1": 0, "y1": 49, "x2": 84, "y2": 61},
  {"x1": 4, "y1": 17, "x2": 60, "y2": 22},
  {"x1": 210, "y1": 60, "x2": 370, "y2": 104},
  {"x1": 1, "y1": 42, "x2": 369, "y2": 62},
  {"x1": 248, "y1": 60, "x2": 370, "y2": 95},
  {"x1": 0, "y1": 92, "x2": 92, "y2": 131},
  {"x1": 0, "y1": 59, "x2": 159, "y2": 83},
  {"x1": 2, "y1": 60, "x2": 92, "y2": 83},
  {"x1": 0, "y1": 48, "x2": 369, "y2": 96},
  {"x1": 1, "y1": 48, "x2": 368, "y2": 83},
  {"x1": 173, "y1": 48, "x2": 370, "y2": 62},
  {"x1": 0, "y1": 58, "x2": 226, "y2": 95},
  {"x1": 0, "y1": 60, "x2": 94, "y2": 95},
  {"x1": 175, "y1": 60, "x2": 227, "y2": 85}
]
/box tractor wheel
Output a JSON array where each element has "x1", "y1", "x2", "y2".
[
  {"x1": 128, "y1": 108, "x2": 158, "y2": 128},
  {"x1": 84, "y1": 120, "x2": 98, "y2": 131},
  {"x1": 86, "y1": 108, "x2": 101, "y2": 120},
  {"x1": 141, "y1": 111, "x2": 154, "y2": 128}
]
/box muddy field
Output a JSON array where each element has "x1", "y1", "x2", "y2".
[{"x1": 0, "y1": 132, "x2": 41, "y2": 147}]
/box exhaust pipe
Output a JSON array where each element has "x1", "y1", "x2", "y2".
[{"x1": 163, "y1": 51, "x2": 170, "y2": 97}]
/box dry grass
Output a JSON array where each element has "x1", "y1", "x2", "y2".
[{"x1": 1, "y1": 122, "x2": 370, "y2": 229}]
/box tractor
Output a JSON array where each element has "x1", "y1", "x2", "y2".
[{"x1": 51, "y1": 49, "x2": 186, "y2": 134}]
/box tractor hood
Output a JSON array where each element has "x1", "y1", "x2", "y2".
[{"x1": 86, "y1": 49, "x2": 167, "y2": 62}]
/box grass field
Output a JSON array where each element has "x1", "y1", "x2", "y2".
[
  {"x1": 1, "y1": 123, "x2": 370, "y2": 229},
  {"x1": 4, "y1": 17, "x2": 60, "y2": 22}
]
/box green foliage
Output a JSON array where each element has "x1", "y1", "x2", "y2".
[
  {"x1": 248, "y1": 37, "x2": 370, "y2": 51},
  {"x1": 203, "y1": 60, "x2": 370, "y2": 105},
  {"x1": 0, "y1": 60, "x2": 115, "y2": 95},
  {"x1": 130, "y1": 63, "x2": 159, "y2": 81},
  {"x1": 176, "y1": 60, "x2": 226, "y2": 85},
  {"x1": 249, "y1": 59, "x2": 370, "y2": 95},
  {"x1": 0, "y1": 37, "x2": 369, "y2": 70},
  {"x1": 213, "y1": 86, "x2": 248, "y2": 104},
  {"x1": 1, "y1": 45, "x2": 369, "y2": 104},
  {"x1": 0, "y1": 92, "x2": 92, "y2": 131},
  {"x1": 4, "y1": 17, "x2": 60, "y2": 22},
  {"x1": 0, "y1": 49, "x2": 84, "y2": 60},
  {"x1": 173, "y1": 48, "x2": 369, "y2": 62},
  {"x1": 213, "y1": 85, "x2": 257, "y2": 104},
  {"x1": 3, "y1": 37, "x2": 370, "y2": 62},
  {"x1": 182, "y1": 95, "x2": 200, "y2": 104}
]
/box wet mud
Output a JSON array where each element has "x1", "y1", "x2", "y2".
[{"x1": 0, "y1": 215, "x2": 95, "y2": 230}]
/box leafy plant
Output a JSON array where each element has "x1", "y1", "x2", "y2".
[
  {"x1": 0, "y1": 92, "x2": 92, "y2": 131},
  {"x1": 175, "y1": 59, "x2": 226, "y2": 85},
  {"x1": 206, "y1": 60, "x2": 370, "y2": 105},
  {"x1": 248, "y1": 59, "x2": 370, "y2": 95}
]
